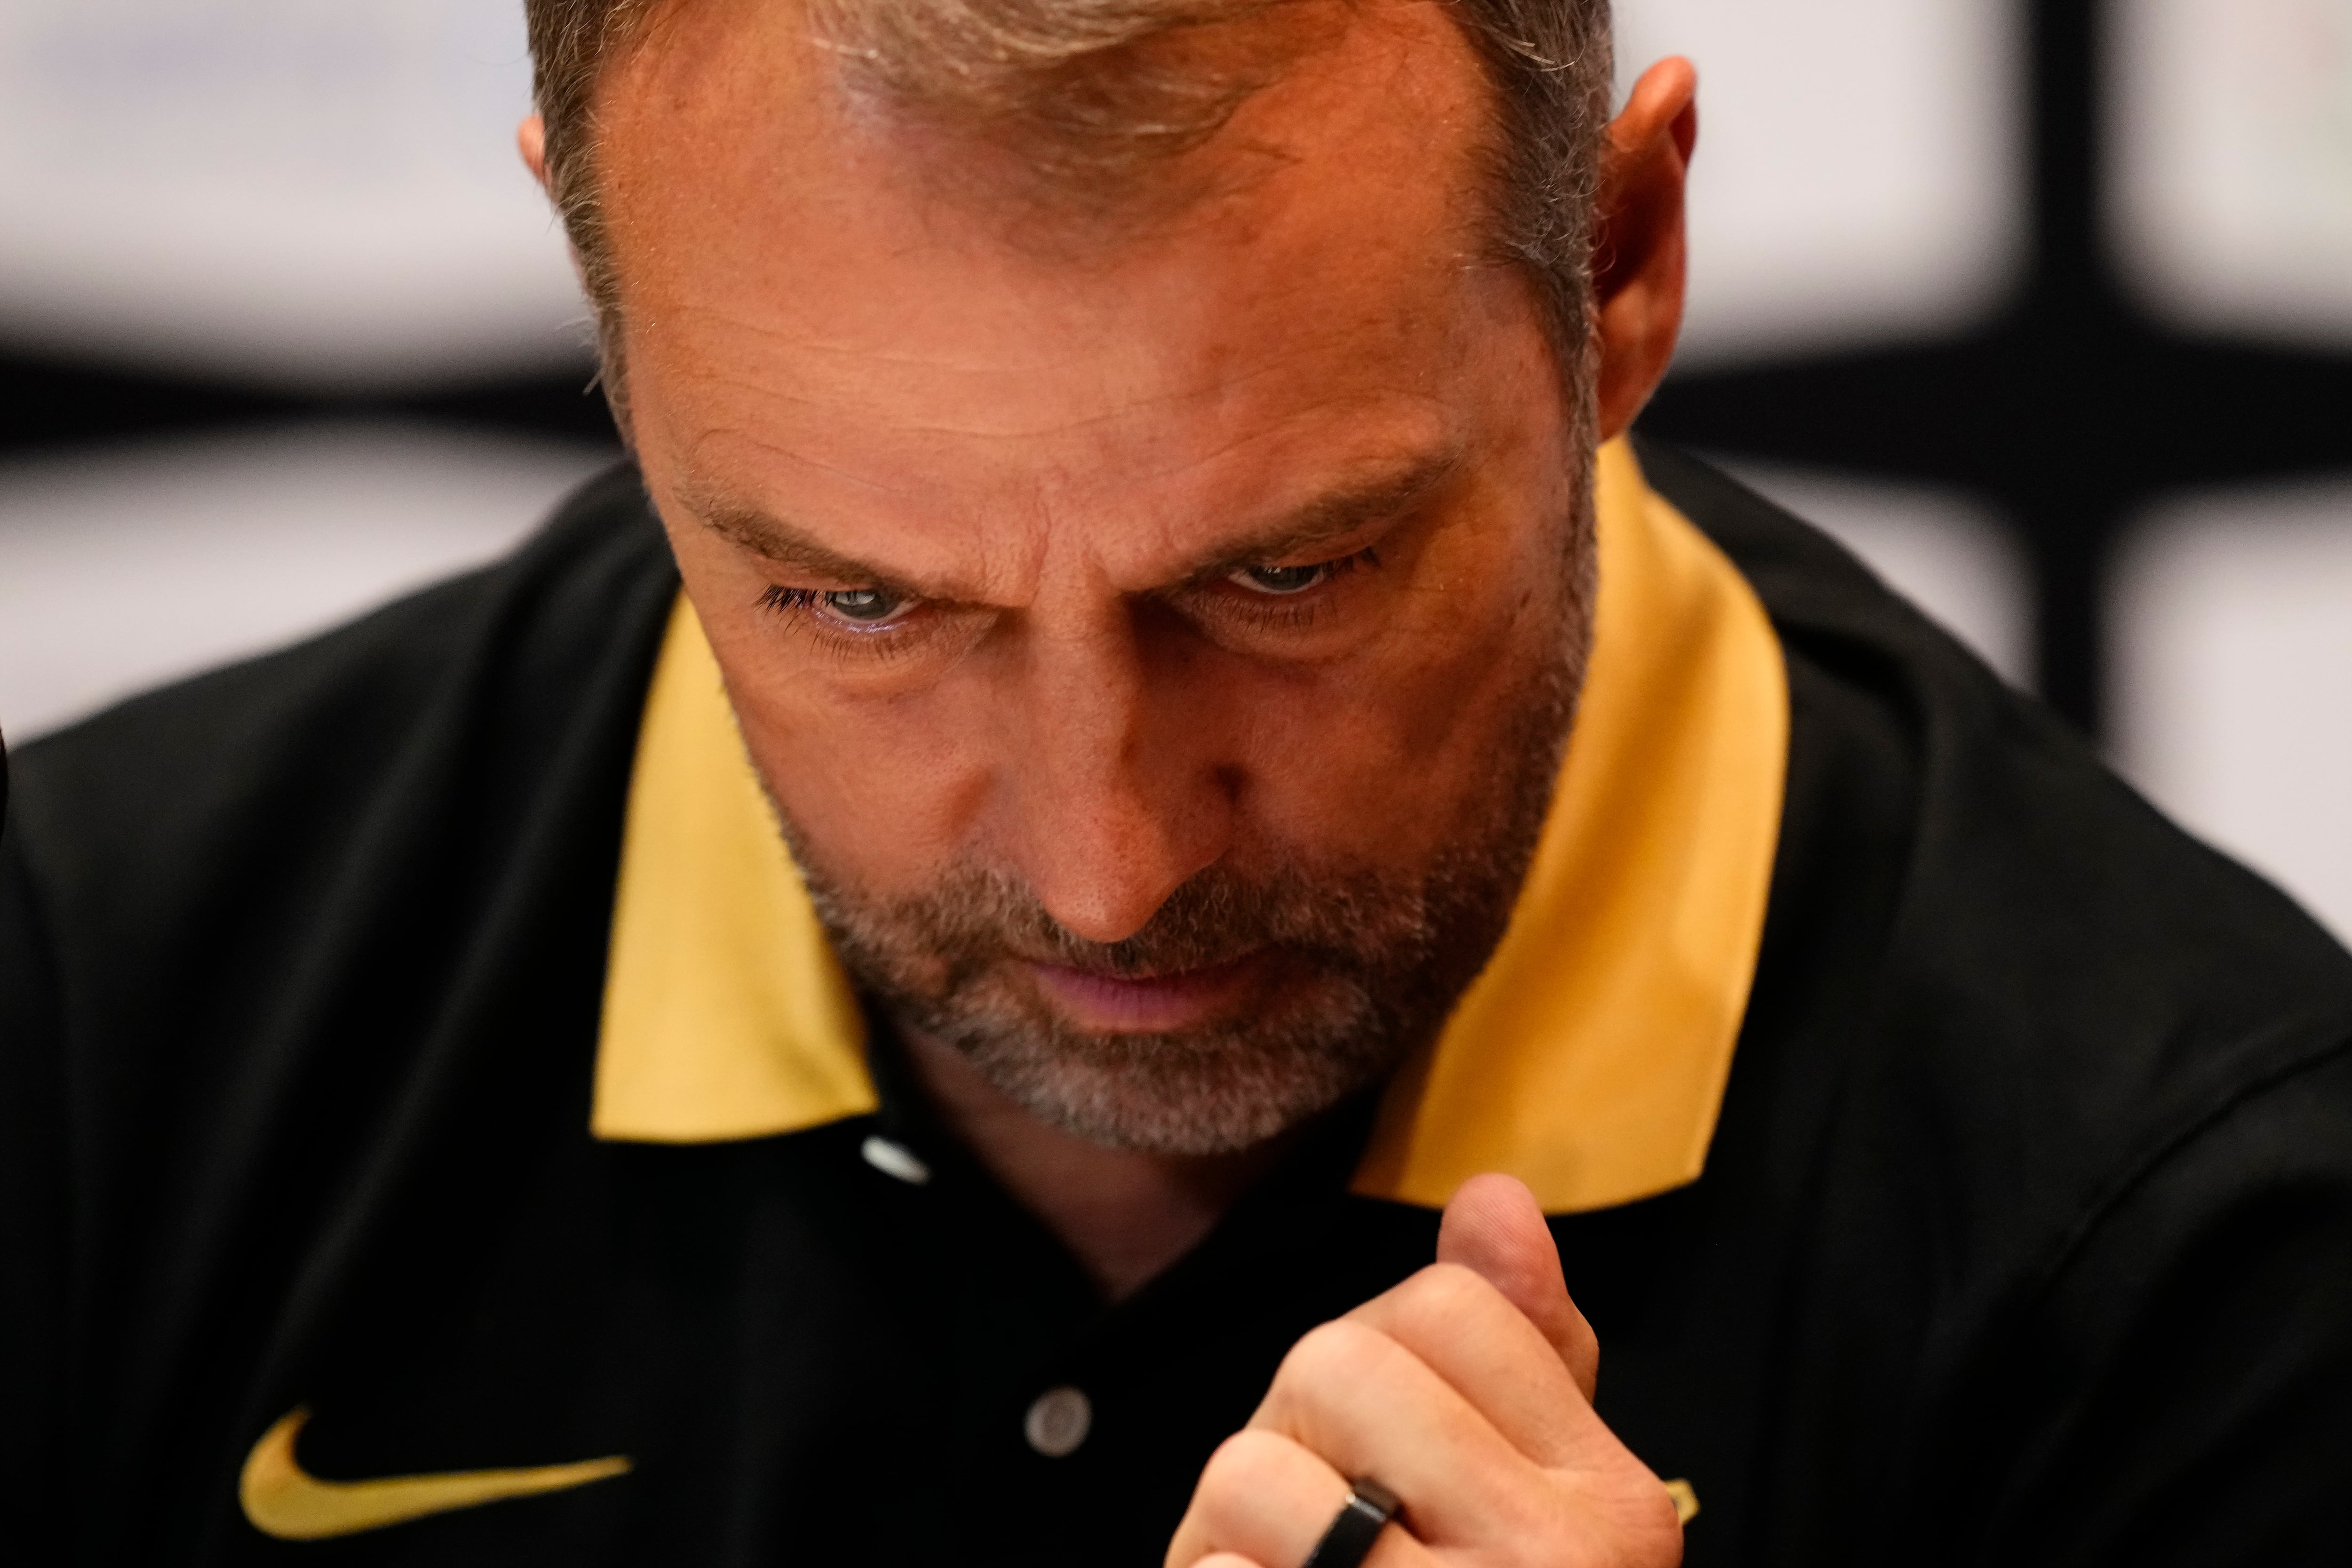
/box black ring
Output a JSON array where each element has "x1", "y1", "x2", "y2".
[{"x1": 1301, "y1": 1478, "x2": 1401, "y2": 1568}]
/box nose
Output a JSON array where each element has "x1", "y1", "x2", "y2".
[{"x1": 995, "y1": 605, "x2": 1235, "y2": 945}]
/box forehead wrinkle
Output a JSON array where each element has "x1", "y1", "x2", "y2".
[
  {"x1": 1119, "y1": 388, "x2": 1453, "y2": 490},
  {"x1": 708, "y1": 429, "x2": 920, "y2": 500},
  {"x1": 665, "y1": 302, "x2": 1110, "y2": 380},
  {"x1": 668, "y1": 341, "x2": 1344, "y2": 451},
  {"x1": 671, "y1": 365, "x2": 855, "y2": 416},
  {"x1": 796, "y1": 350, "x2": 1361, "y2": 446},
  {"x1": 650, "y1": 250, "x2": 1462, "y2": 448},
  {"x1": 874, "y1": 311, "x2": 1450, "y2": 444}
]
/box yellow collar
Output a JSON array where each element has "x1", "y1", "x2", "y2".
[{"x1": 592, "y1": 438, "x2": 1788, "y2": 1212}]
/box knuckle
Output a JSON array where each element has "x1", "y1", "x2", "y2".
[
  {"x1": 1627, "y1": 1483, "x2": 1688, "y2": 1564},
  {"x1": 1195, "y1": 1428, "x2": 1291, "y2": 1503},
  {"x1": 1408, "y1": 1260, "x2": 1504, "y2": 1317},
  {"x1": 1530, "y1": 1473, "x2": 1686, "y2": 1568},
  {"x1": 1276, "y1": 1317, "x2": 1391, "y2": 1393}
]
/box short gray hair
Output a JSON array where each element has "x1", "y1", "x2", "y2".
[{"x1": 525, "y1": 0, "x2": 1613, "y2": 409}]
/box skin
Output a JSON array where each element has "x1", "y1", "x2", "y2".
[{"x1": 526, "y1": 2, "x2": 1698, "y2": 1559}]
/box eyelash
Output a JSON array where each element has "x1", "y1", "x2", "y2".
[
  {"x1": 754, "y1": 585, "x2": 936, "y2": 664},
  {"x1": 1213, "y1": 547, "x2": 1379, "y2": 627},
  {"x1": 758, "y1": 584, "x2": 865, "y2": 618},
  {"x1": 752, "y1": 545, "x2": 1381, "y2": 647}
]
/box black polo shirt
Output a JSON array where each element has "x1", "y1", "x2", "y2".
[{"x1": 5, "y1": 440, "x2": 2350, "y2": 1566}]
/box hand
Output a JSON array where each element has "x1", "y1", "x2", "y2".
[{"x1": 1164, "y1": 1174, "x2": 1685, "y2": 1568}]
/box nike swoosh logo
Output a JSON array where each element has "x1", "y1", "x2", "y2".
[{"x1": 239, "y1": 1407, "x2": 631, "y2": 1541}]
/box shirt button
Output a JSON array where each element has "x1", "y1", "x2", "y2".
[
  {"x1": 860, "y1": 1135, "x2": 931, "y2": 1185},
  {"x1": 1023, "y1": 1386, "x2": 1092, "y2": 1457}
]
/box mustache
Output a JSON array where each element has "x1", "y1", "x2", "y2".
[{"x1": 817, "y1": 857, "x2": 1445, "y2": 989}]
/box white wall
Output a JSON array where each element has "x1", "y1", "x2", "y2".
[
  {"x1": 0, "y1": 0, "x2": 585, "y2": 390},
  {"x1": 2114, "y1": 0, "x2": 2352, "y2": 343},
  {"x1": 2112, "y1": 479, "x2": 2352, "y2": 943},
  {"x1": 0, "y1": 423, "x2": 611, "y2": 743},
  {"x1": 1719, "y1": 461, "x2": 2034, "y2": 690},
  {"x1": 1616, "y1": 0, "x2": 2025, "y2": 365}
]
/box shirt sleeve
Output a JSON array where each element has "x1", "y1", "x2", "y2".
[
  {"x1": 0, "y1": 800, "x2": 70, "y2": 1559},
  {"x1": 1969, "y1": 1045, "x2": 2352, "y2": 1567}
]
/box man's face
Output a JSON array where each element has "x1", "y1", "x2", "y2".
[{"x1": 597, "y1": 0, "x2": 1592, "y2": 1152}]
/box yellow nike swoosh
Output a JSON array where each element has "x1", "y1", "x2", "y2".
[{"x1": 239, "y1": 1407, "x2": 631, "y2": 1541}]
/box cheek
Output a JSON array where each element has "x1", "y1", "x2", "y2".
[
  {"x1": 1232, "y1": 563, "x2": 1578, "y2": 864},
  {"x1": 728, "y1": 662, "x2": 998, "y2": 897},
  {"x1": 660, "y1": 531, "x2": 993, "y2": 898},
  {"x1": 1236, "y1": 622, "x2": 1563, "y2": 860}
]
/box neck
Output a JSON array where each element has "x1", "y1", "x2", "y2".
[{"x1": 898, "y1": 1027, "x2": 1295, "y2": 1301}]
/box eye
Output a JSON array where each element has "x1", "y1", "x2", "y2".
[
  {"x1": 817, "y1": 587, "x2": 905, "y2": 623},
  {"x1": 756, "y1": 583, "x2": 918, "y2": 632},
  {"x1": 1229, "y1": 561, "x2": 1335, "y2": 596}
]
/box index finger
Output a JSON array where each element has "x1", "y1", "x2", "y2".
[{"x1": 1345, "y1": 1262, "x2": 1612, "y2": 1471}]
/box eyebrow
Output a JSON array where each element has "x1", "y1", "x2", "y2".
[
  {"x1": 1174, "y1": 449, "x2": 1464, "y2": 587},
  {"x1": 677, "y1": 446, "x2": 1464, "y2": 600},
  {"x1": 680, "y1": 486, "x2": 919, "y2": 590}
]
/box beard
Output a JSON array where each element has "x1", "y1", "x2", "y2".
[{"x1": 776, "y1": 522, "x2": 1593, "y2": 1156}]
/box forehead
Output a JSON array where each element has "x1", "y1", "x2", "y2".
[{"x1": 593, "y1": 0, "x2": 1528, "y2": 565}]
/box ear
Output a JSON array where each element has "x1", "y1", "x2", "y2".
[
  {"x1": 518, "y1": 113, "x2": 551, "y2": 192},
  {"x1": 1592, "y1": 58, "x2": 1699, "y2": 442}
]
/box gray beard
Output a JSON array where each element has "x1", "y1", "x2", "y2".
[{"x1": 773, "y1": 526, "x2": 1592, "y2": 1155}]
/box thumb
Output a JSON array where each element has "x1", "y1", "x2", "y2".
[{"x1": 1437, "y1": 1173, "x2": 1599, "y2": 1401}]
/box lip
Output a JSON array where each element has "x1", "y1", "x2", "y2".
[{"x1": 1026, "y1": 955, "x2": 1265, "y2": 1033}]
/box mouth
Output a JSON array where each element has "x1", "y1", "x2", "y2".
[{"x1": 1024, "y1": 953, "x2": 1269, "y2": 1034}]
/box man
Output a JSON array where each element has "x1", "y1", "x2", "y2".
[{"x1": 3, "y1": 0, "x2": 2349, "y2": 1562}]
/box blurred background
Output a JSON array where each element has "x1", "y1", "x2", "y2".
[{"x1": 0, "y1": 0, "x2": 2348, "y2": 940}]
